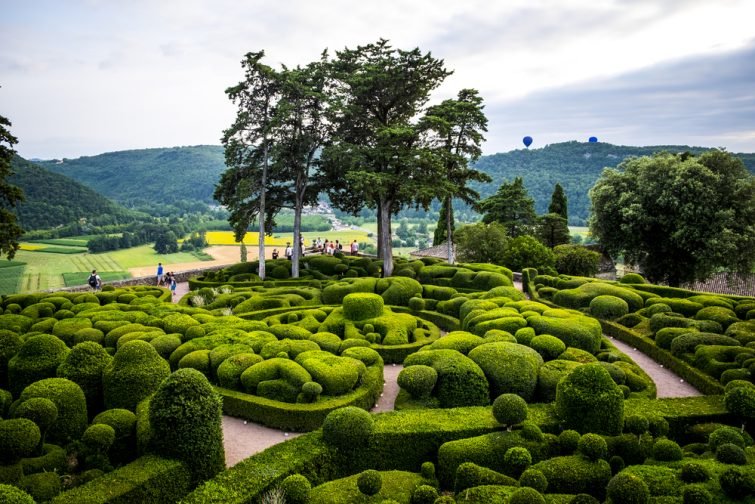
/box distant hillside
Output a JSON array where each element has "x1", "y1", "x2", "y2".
[
  {"x1": 35, "y1": 143, "x2": 755, "y2": 226},
  {"x1": 472, "y1": 142, "x2": 755, "y2": 225},
  {"x1": 37, "y1": 145, "x2": 225, "y2": 206},
  {"x1": 9, "y1": 156, "x2": 141, "y2": 230}
]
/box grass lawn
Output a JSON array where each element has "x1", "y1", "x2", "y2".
[
  {"x1": 0, "y1": 261, "x2": 27, "y2": 295},
  {"x1": 106, "y1": 245, "x2": 203, "y2": 269},
  {"x1": 205, "y1": 230, "x2": 374, "y2": 249}
]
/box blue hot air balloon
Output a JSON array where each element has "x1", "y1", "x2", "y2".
[
  {"x1": 522, "y1": 136, "x2": 533, "y2": 148},
  {"x1": 588, "y1": 136, "x2": 598, "y2": 143}
]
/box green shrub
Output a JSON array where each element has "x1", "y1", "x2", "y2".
[
  {"x1": 527, "y1": 314, "x2": 602, "y2": 354},
  {"x1": 555, "y1": 364, "x2": 624, "y2": 435},
  {"x1": 420, "y1": 461, "x2": 435, "y2": 480},
  {"x1": 509, "y1": 487, "x2": 546, "y2": 504},
  {"x1": 718, "y1": 467, "x2": 755, "y2": 500},
  {"x1": 646, "y1": 298, "x2": 703, "y2": 317},
  {"x1": 322, "y1": 406, "x2": 374, "y2": 451},
  {"x1": 468, "y1": 342, "x2": 542, "y2": 401},
  {"x1": 609, "y1": 455, "x2": 625, "y2": 475},
  {"x1": 695, "y1": 306, "x2": 738, "y2": 330},
  {"x1": 0, "y1": 418, "x2": 40, "y2": 463},
  {"x1": 554, "y1": 245, "x2": 601, "y2": 277},
  {"x1": 578, "y1": 433, "x2": 607, "y2": 461},
  {"x1": 590, "y1": 296, "x2": 629, "y2": 320},
  {"x1": 295, "y1": 351, "x2": 366, "y2": 396},
  {"x1": 403, "y1": 350, "x2": 489, "y2": 407},
  {"x1": 504, "y1": 445, "x2": 532, "y2": 478},
  {"x1": 7, "y1": 334, "x2": 70, "y2": 396},
  {"x1": 357, "y1": 469, "x2": 382, "y2": 496},
  {"x1": 217, "y1": 353, "x2": 263, "y2": 390},
  {"x1": 535, "y1": 359, "x2": 581, "y2": 402},
  {"x1": 52, "y1": 317, "x2": 93, "y2": 346},
  {"x1": 532, "y1": 455, "x2": 611, "y2": 498},
  {"x1": 670, "y1": 332, "x2": 738, "y2": 356},
  {"x1": 398, "y1": 365, "x2": 438, "y2": 399},
  {"x1": 178, "y1": 349, "x2": 212, "y2": 376},
  {"x1": 150, "y1": 368, "x2": 224, "y2": 483},
  {"x1": 12, "y1": 397, "x2": 57, "y2": 450},
  {"x1": 619, "y1": 273, "x2": 646, "y2": 284},
  {"x1": 492, "y1": 393, "x2": 528, "y2": 428},
  {"x1": 281, "y1": 474, "x2": 311, "y2": 504},
  {"x1": 18, "y1": 470, "x2": 61, "y2": 502},
  {"x1": 716, "y1": 442, "x2": 747, "y2": 464},
  {"x1": 501, "y1": 235, "x2": 555, "y2": 272},
  {"x1": 427, "y1": 331, "x2": 485, "y2": 354},
  {"x1": 73, "y1": 327, "x2": 105, "y2": 345},
  {"x1": 343, "y1": 293, "x2": 385, "y2": 320},
  {"x1": 519, "y1": 467, "x2": 547, "y2": 493},
  {"x1": 724, "y1": 383, "x2": 755, "y2": 428},
  {"x1": 454, "y1": 461, "x2": 518, "y2": 493},
  {"x1": 0, "y1": 484, "x2": 34, "y2": 503},
  {"x1": 654, "y1": 327, "x2": 694, "y2": 350},
  {"x1": 18, "y1": 378, "x2": 87, "y2": 444},
  {"x1": 82, "y1": 423, "x2": 116, "y2": 453},
  {"x1": 680, "y1": 462, "x2": 709, "y2": 483},
  {"x1": 554, "y1": 282, "x2": 644, "y2": 312},
  {"x1": 410, "y1": 484, "x2": 438, "y2": 504},
  {"x1": 606, "y1": 472, "x2": 650, "y2": 504},
  {"x1": 92, "y1": 408, "x2": 137, "y2": 462},
  {"x1": 103, "y1": 340, "x2": 171, "y2": 411},
  {"x1": 240, "y1": 358, "x2": 312, "y2": 401},
  {"x1": 652, "y1": 439, "x2": 682, "y2": 461},
  {"x1": 682, "y1": 487, "x2": 711, "y2": 504},
  {"x1": 56, "y1": 341, "x2": 111, "y2": 413},
  {"x1": 529, "y1": 335, "x2": 566, "y2": 361},
  {"x1": 558, "y1": 429, "x2": 580, "y2": 454}
]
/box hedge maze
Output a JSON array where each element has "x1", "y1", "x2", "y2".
[{"x1": 0, "y1": 256, "x2": 754, "y2": 502}]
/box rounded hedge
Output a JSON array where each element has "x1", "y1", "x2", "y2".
[
  {"x1": 7, "y1": 334, "x2": 70, "y2": 396},
  {"x1": 680, "y1": 462, "x2": 709, "y2": 483},
  {"x1": 570, "y1": 495, "x2": 599, "y2": 504},
  {"x1": 529, "y1": 335, "x2": 566, "y2": 361},
  {"x1": 420, "y1": 461, "x2": 435, "y2": 480},
  {"x1": 357, "y1": 469, "x2": 382, "y2": 496},
  {"x1": 719, "y1": 467, "x2": 755, "y2": 499},
  {"x1": 12, "y1": 397, "x2": 57, "y2": 446},
  {"x1": 609, "y1": 456, "x2": 625, "y2": 475},
  {"x1": 410, "y1": 484, "x2": 438, "y2": 504},
  {"x1": 558, "y1": 429, "x2": 581, "y2": 454},
  {"x1": 18, "y1": 471, "x2": 61, "y2": 502},
  {"x1": 0, "y1": 484, "x2": 35, "y2": 504},
  {"x1": 103, "y1": 340, "x2": 171, "y2": 411},
  {"x1": 623, "y1": 415, "x2": 649, "y2": 436},
  {"x1": 397, "y1": 365, "x2": 438, "y2": 399},
  {"x1": 651, "y1": 439, "x2": 682, "y2": 461},
  {"x1": 578, "y1": 433, "x2": 607, "y2": 461},
  {"x1": 556, "y1": 364, "x2": 624, "y2": 435},
  {"x1": 403, "y1": 350, "x2": 489, "y2": 408},
  {"x1": 606, "y1": 472, "x2": 650, "y2": 504},
  {"x1": 682, "y1": 487, "x2": 711, "y2": 504},
  {"x1": 82, "y1": 423, "x2": 116, "y2": 452},
  {"x1": 468, "y1": 342, "x2": 543, "y2": 401},
  {"x1": 0, "y1": 418, "x2": 41, "y2": 463},
  {"x1": 492, "y1": 393, "x2": 528, "y2": 428},
  {"x1": 217, "y1": 353, "x2": 263, "y2": 390},
  {"x1": 504, "y1": 446, "x2": 532, "y2": 478},
  {"x1": 56, "y1": 341, "x2": 112, "y2": 413},
  {"x1": 343, "y1": 293, "x2": 385, "y2": 321},
  {"x1": 18, "y1": 378, "x2": 87, "y2": 444},
  {"x1": 281, "y1": 474, "x2": 311, "y2": 504},
  {"x1": 519, "y1": 468, "x2": 548, "y2": 493},
  {"x1": 322, "y1": 406, "x2": 374, "y2": 451},
  {"x1": 716, "y1": 442, "x2": 747, "y2": 465},
  {"x1": 149, "y1": 368, "x2": 224, "y2": 483},
  {"x1": 708, "y1": 426, "x2": 745, "y2": 451},
  {"x1": 590, "y1": 295, "x2": 629, "y2": 320},
  {"x1": 619, "y1": 273, "x2": 646, "y2": 284},
  {"x1": 509, "y1": 487, "x2": 546, "y2": 504}
]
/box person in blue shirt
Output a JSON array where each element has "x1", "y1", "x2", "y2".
[{"x1": 156, "y1": 262, "x2": 164, "y2": 286}]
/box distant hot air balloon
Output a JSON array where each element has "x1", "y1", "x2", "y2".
[
  {"x1": 588, "y1": 136, "x2": 598, "y2": 143},
  {"x1": 523, "y1": 136, "x2": 533, "y2": 148}
]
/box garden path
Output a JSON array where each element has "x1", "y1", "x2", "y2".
[{"x1": 175, "y1": 278, "x2": 701, "y2": 468}]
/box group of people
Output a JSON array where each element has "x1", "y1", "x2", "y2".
[
  {"x1": 271, "y1": 238, "x2": 360, "y2": 260},
  {"x1": 156, "y1": 262, "x2": 177, "y2": 296}
]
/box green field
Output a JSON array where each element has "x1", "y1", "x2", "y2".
[{"x1": 62, "y1": 271, "x2": 131, "y2": 287}]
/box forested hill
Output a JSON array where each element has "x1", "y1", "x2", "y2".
[
  {"x1": 37, "y1": 145, "x2": 225, "y2": 206},
  {"x1": 472, "y1": 141, "x2": 755, "y2": 226},
  {"x1": 9, "y1": 156, "x2": 142, "y2": 230}
]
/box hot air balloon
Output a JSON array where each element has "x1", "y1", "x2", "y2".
[
  {"x1": 522, "y1": 136, "x2": 533, "y2": 148},
  {"x1": 588, "y1": 136, "x2": 598, "y2": 143}
]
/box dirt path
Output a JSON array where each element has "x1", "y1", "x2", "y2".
[{"x1": 128, "y1": 246, "x2": 258, "y2": 278}]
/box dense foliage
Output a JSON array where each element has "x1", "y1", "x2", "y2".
[{"x1": 0, "y1": 117, "x2": 24, "y2": 258}]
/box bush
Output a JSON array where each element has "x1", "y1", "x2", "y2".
[
  {"x1": 519, "y1": 468, "x2": 548, "y2": 493},
  {"x1": 708, "y1": 426, "x2": 745, "y2": 451},
  {"x1": 18, "y1": 378, "x2": 87, "y2": 444},
  {"x1": 149, "y1": 368, "x2": 225, "y2": 483},
  {"x1": 0, "y1": 418, "x2": 40, "y2": 463},
  {"x1": 504, "y1": 446, "x2": 532, "y2": 478},
  {"x1": 357, "y1": 469, "x2": 382, "y2": 496},
  {"x1": 590, "y1": 296, "x2": 629, "y2": 320},
  {"x1": 468, "y1": 342, "x2": 543, "y2": 401},
  {"x1": 398, "y1": 365, "x2": 438, "y2": 399},
  {"x1": 12, "y1": 397, "x2": 57, "y2": 449},
  {"x1": 403, "y1": 350, "x2": 489, "y2": 407},
  {"x1": 509, "y1": 487, "x2": 546, "y2": 504},
  {"x1": 18, "y1": 471, "x2": 60, "y2": 502},
  {"x1": 578, "y1": 433, "x2": 607, "y2": 461},
  {"x1": 554, "y1": 245, "x2": 601, "y2": 277},
  {"x1": 570, "y1": 495, "x2": 599, "y2": 504},
  {"x1": 529, "y1": 335, "x2": 566, "y2": 361},
  {"x1": 103, "y1": 340, "x2": 171, "y2": 411},
  {"x1": 624, "y1": 415, "x2": 649, "y2": 436},
  {"x1": 682, "y1": 487, "x2": 711, "y2": 504},
  {"x1": 556, "y1": 364, "x2": 624, "y2": 435},
  {"x1": 501, "y1": 235, "x2": 555, "y2": 272},
  {"x1": 680, "y1": 462, "x2": 709, "y2": 483},
  {"x1": 619, "y1": 273, "x2": 646, "y2": 284},
  {"x1": 420, "y1": 461, "x2": 435, "y2": 480},
  {"x1": 56, "y1": 341, "x2": 112, "y2": 413},
  {"x1": 719, "y1": 467, "x2": 755, "y2": 500},
  {"x1": 0, "y1": 484, "x2": 34, "y2": 503},
  {"x1": 454, "y1": 461, "x2": 518, "y2": 493},
  {"x1": 216, "y1": 353, "x2": 263, "y2": 390},
  {"x1": 343, "y1": 293, "x2": 385, "y2": 321},
  {"x1": 7, "y1": 334, "x2": 69, "y2": 396},
  {"x1": 609, "y1": 455, "x2": 625, "y2": 475},
  {"x1": 527, "y1": 314, "x2": 602, "y2": 354},
  {"x1": 606, "y1": 472, "x2": 650, "y2": 504},
  {"x1": 410, "y1": 484, "x2": 438, "y2": 504},
  {"x1": 322, "y1": 406, "x2": 374, "y2": 451},
  {"x1": 559, "y1": 429, "x2": 581, "y2": 454},
  {"x1": 652, "y1": 439, "x2": 682, "y2": 461},
  {"x1": 281, "y1": 474, "x2": 311, "y2": 504},
  {"x1": 492, "y1": 393, "x2": 528, "y2": 428},
  {"x1": 92, "y1": 408, "x2": 137, "y2": 462},
  {"x1": 82, "y1": 423, "x2": 116, "y2": 452},
  {"x1": 716, "y1": 442, "x2": 747, "y2": 464},
  {"x1": 724, "y1": 384, "x2": 755, "y2": 428},
  {"x1": 532, "y1": 455, "x2": 611, "y2": 498}
]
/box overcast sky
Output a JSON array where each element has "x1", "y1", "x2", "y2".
[{"x1": 2, "y1": 0, "x2": 754, "y2": 159}]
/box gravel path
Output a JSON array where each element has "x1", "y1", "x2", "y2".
[{"x1": 177, "y1": 278, "x2": 702, "y2": 468}]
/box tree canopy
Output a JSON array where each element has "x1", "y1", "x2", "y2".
[
  {"x1": 0, "y1": 114, "x2": 24, "y2": 259},
  {"x1": 480, "y1": 177, "x2": 537, "y2": 237},
  {"x1": 589, "y1": 150, "x2": 755, "y2": 286},
  {"x1": 548, "y1": 183, "x2": 568, "y2": 219}
]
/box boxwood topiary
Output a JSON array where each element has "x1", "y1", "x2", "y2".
[
  {"x1": 590, "y1": 295, "x2": 629, "y2": 320},
  {"x1": 559, "y1": 429, "x2": 581, "y2": 454},
  {"x1": 0, "y1": 484, "x2": 35, "y2": 503},
  {"x1": 178, "y1": 349, "x2": 212, "y2": 376},
  {"x1": 18, "y1": 378, "x2": 87, "y2": 444},
  {"x1": 281, "y1": 473, "x2": 311, "y2": 504},
  {"x1": 92, "y1": 408, "x2": 137, "y2": 462},
  {"x1": 652, "y1": 439, "x2": 682, "y2": 461},
  {"x1": 295, "y1": 351, "x2": 366, "y2": 396},
  {"x1": 527, "y1": 314, "x2": 602, "y2": 354},
  {"x1": 578, "y1": 433, "x2": 608, "y2": 461},
  {"x1": 410, "y1": 484, "x2": 438, "y2": 504},
  {"x1": 492, "y1": 393, "x2": 528, "y2": 429},
  {"x1": 398, "y1": 365, "x2": 438, "y2": 399},
  {"x1": 707, "y1": 425, "x2": 745, "y2": 451},
  {"x1": 18, "y1": 471, "x2": 60, "y2": 502},
  {"x1": 519, "y1": 467, "x2": 548, "y2": 493},
  {"x1": 56, "y1": 341, "x2": 112, "y2": 414},
  {"x1": 531, "y1": 455, "x2": 611, "y2": 498},
  {"x1": 322, "y1": 406, "x2": 374, "y2": 451},
  {"x1": 555, "y1": 364, "x2": 624, "y2": 436},
  {"x1": 469, "y1": 342, "x2": 543, "y2": 401},
  {"x1": 103, "y1": 340, "x2": 171, "y2": 411},
  {"x1": 82, "y1": 423, "x2": 116, "y2": 453},
  {"x1": 454, "y1": 461, "x2": 518, "y2": 493},
  {"x1": 503, "y1": 445, "x2": 532, "y2": 478},
  {"x1": 715, "y1": 442, "x2": 747, "y2": 464},
  {"x1": 343, "y1": 293, "x2": 385, "y2": 321},
  {"x1": 7, "y1": 334, "x2": 70, "y2": 396},
  {"x1": 529, "y1": 335, "x2": 566, "y2": 361},
  {"x1": 403, "y1": 349, "x2": 489, "y2": 407},
  {"x1": 12, "y1": 397, "x2": 57, "y2": 451},
  {"x1": 606, "y1": 472, "x2": 650, "y2": 504},
  {"x1": 509, "y1": 487, "x2": 546, "y2": 504},
  {"x1": 718, "y1": 467, "x2": 755, "y2": 500},
  {"x1": 680, "y1": 462, "x2": 709, "y2": 483},
  {"x1": 217, "y1": 353, "x2": 263, "y2": 390},
  {"x1": 0, "y1": 418, "x2": 40, "y2": 463},
  {"x1": 570, "y1": 495, "x2": 599, "y2": 504},
  {"x1": 149, "y1": 368, "x2": 224, "y2": 483},
  {"x1": 357, "y1": 469, "x2": 382, "y2": 496},
  {"x1": 682, "y1": 487, "x2": 711, "y2": 504}
]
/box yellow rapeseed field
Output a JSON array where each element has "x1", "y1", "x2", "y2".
[{"x1": 205, "y1": 231, "x2": 288, "y2": 246}]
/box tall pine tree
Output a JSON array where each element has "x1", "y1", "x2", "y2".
[
  {"x1": 548, "y1": 183, "x2": 568, "y2": 220},
  {"x1": 0, "y1": 113, "x2": 24, "y2": 259},
  {"x1": 432, "y1": 197, "x2": 454, "y2": 246}
]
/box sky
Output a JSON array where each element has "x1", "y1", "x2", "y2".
[{"x1": 1, "y1": 0, "x2": 754, "y2": 159}]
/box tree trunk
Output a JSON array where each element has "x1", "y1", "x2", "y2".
[
  {"x1": 446, "y1": 196, "x2": 454, "y2": 265},
  {"x1": 376, "y1": 204, "x2": 383, "y2": 259},
  {"x1": 292, "y1": 197, "x2": 302, "y2": 278},
  {"x1": 380, "y1": 198, "x2": 394, "y2": 277},
  {"x1": 258, "y1": 145, "x2": 267, "y2": 280}
]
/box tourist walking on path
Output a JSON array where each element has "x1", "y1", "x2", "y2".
[
  {"x1": 156, "y1": 262, "x2": 164, "y2": 286},
  {"x1": 88, "y1": 270, "x2": 102, "y2": 291},
  {"x1": 169, "y1": 274, "x2": 177, "y2": 297},
  {"x1": 350, "y1": 240, "x2": 359, "y2": 256}
]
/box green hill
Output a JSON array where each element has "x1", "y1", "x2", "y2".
[
  {"x1": 472, "y1": 141, "x2": 755, "y2": 225},
  {"x1": 37, "y1": 145, "x2": 225, "y2": 206},
  {"x1": 9, "y1": 156, "x2": 141, "y2": 230}
]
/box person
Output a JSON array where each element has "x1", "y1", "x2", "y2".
[
  {"x1": 336, "y1": 240, "x2": 343, "y2": 252},
  {"x1": 322, "y1": 239, "x2": 329, "y2": 254},
  {"x1": 156, "y1": 262, "x2": 164, "y2": 286},
  {"x1": 328, "y1": 241, "x2": 335, "y2": 255},
  {"x1": 285, "y1": 242, "x2": 293, "y2": 260},
  {"x1": 316, "y1": 237, "x2": 323, "y2": 252},
  {"x1": 272, "y1": 248, "x2": 279, "y2": 260},
  {"x1": 350, "y1": 240, "x2": 359, "y2": 256},
  {"x1": 169, "y1": 273, "x2": 177, "y2": 297},
  {"x1": 88, "y1": 269, "x2": 102, "y2": 291}
]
